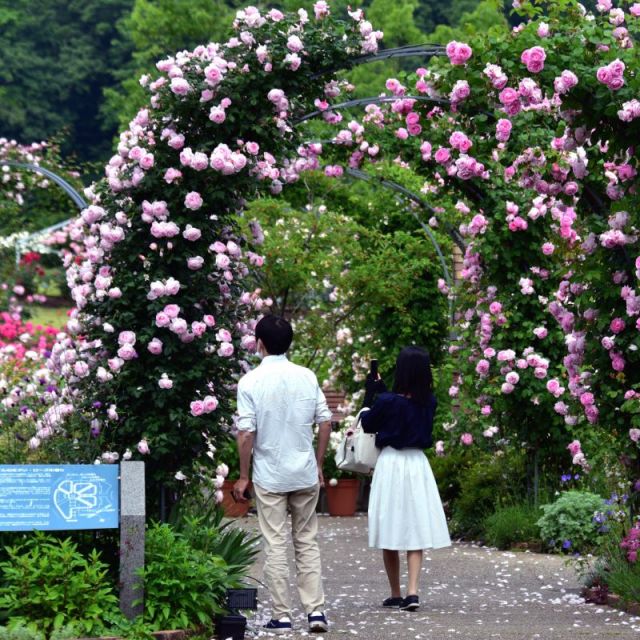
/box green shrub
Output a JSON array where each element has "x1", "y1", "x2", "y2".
[
  {"x1": 604, "y1": 552, "x2": 640, "y2": 604},
  {"x1": 0, "y1": 533, "x2": 121, "y2": 636},
  {"x1": 0, "y1": 623, "x2": 45, "y2": 640},
  {"x1": 448, "y1": 450, "x2": 526, "y2": 538},
  {"x1": 137, "y1": 523, "x2": 230, "y2": 630},
  {"x1": 483, "y1": 504, "x2": 542, "y2": 550},
  {"x1": 429, "y1": 448, "x2": 476, "y2": 509},
  {"x1": 537, "y1": 490, "x2": 606, "y2": 554}
]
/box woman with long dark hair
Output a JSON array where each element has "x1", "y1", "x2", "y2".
[{"x1": 361, "y1": 346, "x2": 450, "y2": 611}]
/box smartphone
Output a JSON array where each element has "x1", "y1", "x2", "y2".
[
  {"x1": 370, "y1": 359, "x2": 378, "y2": 377},
  {"x1": 232, "y1": 487, "x2": 253, "y2": 503}
]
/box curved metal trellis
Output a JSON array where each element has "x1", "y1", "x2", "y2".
[
  {"x1": 5, "y1": 161, "x2": 87, "y2": 211},
  {"x1": 3, "y1": 161, "x2": 85, "y2": 265},
  {"x1": 346, "y1": 167, "x2": 458, "y2": 324},
  {"x1": 311, "y1": 43, "x2": 446, "y2": 78},
  {"x1": 294, "y1": 94, "x2": 450, "y2": 125}
]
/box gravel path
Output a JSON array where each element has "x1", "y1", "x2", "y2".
[{"x1": 234, "y1": 514, "x2": 640, "y2": 639}]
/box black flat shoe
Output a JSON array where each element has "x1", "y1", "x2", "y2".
[
  {"x1": 382, "y1": 597, "x2": 403, "y2": 607},
  {"x1": 400, "y1": 595, "x2": 420, "y2": 611}
]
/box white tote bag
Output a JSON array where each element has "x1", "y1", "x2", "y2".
[{"x1": 334, "y1": 408, "x2": 380, "y2": 474}]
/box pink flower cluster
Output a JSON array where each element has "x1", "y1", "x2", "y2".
[
  {"x1": 521, "y1": 46, "x2": 546, "y2": 73},
  {"x1": 596, "y1": 59, "x2": 625, "y2": 90},
  {"x1": 446, "y1": 41, "x2": 473, "y2": 66},
  {"x1": 567, "y1": 439, "x2": 590, "y2": 470},
  {"x1": 621, "y1": 521, "x2": 640, "y2": 563}
]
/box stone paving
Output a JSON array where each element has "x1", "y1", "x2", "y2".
[{"x1": 237, "y1": 514, "x2": 640, "y2": 640}]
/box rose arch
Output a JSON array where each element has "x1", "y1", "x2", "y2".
[{"x1": 35, "y1": 0, "x2": 640, "y2": 510}]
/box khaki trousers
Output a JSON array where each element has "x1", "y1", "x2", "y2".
[{"x1": 253, "y1": 482, "x2": 325, "y2": 619}]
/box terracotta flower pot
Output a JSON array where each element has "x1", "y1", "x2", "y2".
[
  {"x1": 325, "y1": 478, "x2": 360, "y2": 516},
  {"x1": 221, "y1": 479, "x2": 252, "y2": 518}
]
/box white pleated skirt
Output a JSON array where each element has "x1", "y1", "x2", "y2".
[{"x1": 368, "y1": 447, "x2": 451, "y2": 551}]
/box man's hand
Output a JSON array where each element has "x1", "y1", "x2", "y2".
[
  {"x1": 317, "y1": 467, "x2": 325, "y2": 488},
  {"x1": 233, "y1": 477, "x2": 250, "y2": 502}
]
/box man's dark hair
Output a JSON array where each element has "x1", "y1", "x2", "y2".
[
  {"x1": 255, "y1": 315, "x2": 293, "y2": 355},
  {"x1": 392, "y1": 346, "x2": 434, "y2": 406}
]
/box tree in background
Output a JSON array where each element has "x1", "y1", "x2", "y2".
[
  {"x1": 102, "y1": 0, "x2": 241, "y2": 132},
  {"x1": 0, "y1": 0, "x2": 133, "y2": 161},
  {"x1": 0, "y1": 0, "x2": 498, "y2": 162},
  {"x1": 243, "y1": 172, "x2": 450, "y2": 395}
]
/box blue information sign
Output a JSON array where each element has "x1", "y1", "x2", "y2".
[{"x1": 0, "y1": 465, "x2": 119, "y2": 531}]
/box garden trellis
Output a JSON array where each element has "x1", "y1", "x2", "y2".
[{"x1": 16, "y1": 0, "x2": 640, "y2": 507}]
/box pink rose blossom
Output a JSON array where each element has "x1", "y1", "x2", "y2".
[
  {"x1": 567, "y1": 439, "x2": 582, "y2": 456},
  {"x1": 533, "y1": 327, "x2": 548, "y2": 339},
  {"x1": 521, "y1": 46, "x2": 546, "y2": 73},
  {"x1": 218, "y1": 342, "x2": 234, "y2": 357},
  {"x1": 446, "y1": 41, "x2": 472, "y2": 65},
  {"x1": 118, "y1": 331, "x2": 136, "y2": 345},
  {"x1": 163, "y1": 304, "x2": 180, "y2": 319},
  {"x1": 542, "y1": 242, "x2": 555, "y2": 255},
  {"x1": 184, "y1": 191, "x2": 203, "y2": 210},
  {"x1": 203, "y1": 395, "x2": 219, "y2": 412},
  {"x1": 137, "y1": 439, "x2": 150, "y2": 455},
  {"x1": 460, "y1": 432, "x2": 474, "y2": 446},
  {"x1": 476, "y1": 359, "x2": 490, "y2": 376},
  {"x1": 610, "y1": 317, "x2": 626, "y2": 333},
  {"x1": 190, "y1": 400, "x2": 205, "y2": 416},
  {"x1": 117, "y1": 344, "x2": 137, "y2": 360},
  {"x1": 287, "y1": 35, "x2": 304, "y2": 53},
  {"x1": 155, "y1": 312, "x2": 170, "y2": 327},
  {"x1": 148, "y1": 338, "x2": 163, "y2": 355},
  {"x1": 170, "y1": 78, "x2": 190, "y2": 95},
  {"x1": 434, "y1": 147, "x2": 451, "y2": 164},
  {"x1": 182, "y1": 225, "x2": 201, "y2": 241},
  {"x1": 187, "y1": 256, "x2": 205, "y2": 270}
]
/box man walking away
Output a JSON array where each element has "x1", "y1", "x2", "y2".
[{"x1": 233, "y1": 315, "x2": 332, "y2": 634}]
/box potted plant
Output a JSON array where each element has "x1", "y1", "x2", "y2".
[{"x1": 322, "y1": 421, "x2": 363, "y2": 517}]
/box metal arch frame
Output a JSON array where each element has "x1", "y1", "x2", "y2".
[
  {"x1": 311, "y1": 43, "x2": 446, "y2": 78},
  {"x1": 294, "y1": 94, "x2": 450, "y2": 125},
  {"x1": 5, "y1": 161, "x2": 87, "y2": 210},
  {"x1": 345, "y1": 167, "x2": 456, "y2": 324},
  {"x1": 4, "y1": 161, "x2": 85, "y2": 265}
]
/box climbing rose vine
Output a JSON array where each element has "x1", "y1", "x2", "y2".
[
  {"x1": 308, "y1": 0, "x2": 640, "y2": 477},
  {"x1": 39, "y1": 4, "x2": 382, "y2": 499}
]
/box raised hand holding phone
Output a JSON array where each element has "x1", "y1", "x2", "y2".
[{"x1": 363, "y1": 359, "x2": 386, "y2": 407}]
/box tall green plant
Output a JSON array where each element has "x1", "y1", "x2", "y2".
[
  {"x1": 0, "y1": 534, "x2": 121, "y2": 636},
  {"x1": 136, "y1": 523, "x2": 230, "y2": 630}
]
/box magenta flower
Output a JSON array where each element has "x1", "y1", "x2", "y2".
[
  {"x1": 446, "y1": 41, "x2": 472, "y2": 65},
  {"x1": 520, "y1": 46, "x2": 546, "y2": 73},
  {"x1": 460, "y1": 432, "x2": 473, "y2": 446},
  {"x1": 610, "y1": 317, "x2": 626, "y2": 334}
]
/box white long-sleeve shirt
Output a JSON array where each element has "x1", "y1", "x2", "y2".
[{"x1": 236, "y1": 354, "x2": 332, "y2": 492}]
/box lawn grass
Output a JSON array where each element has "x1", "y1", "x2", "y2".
[{"x1": 26, "y1": 305, "x2": 70, "y2": 329}]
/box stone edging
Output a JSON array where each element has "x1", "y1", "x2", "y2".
[
  {"x1": 583, "y1": 588, "x2": 640, "y2": 616},
  {"x1": 77, "y1": 630, "x2": 189, "y2": 640}
]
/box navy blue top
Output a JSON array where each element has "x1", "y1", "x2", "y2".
[{"x1": 360, "y1": 392, "x2": 436, "y2": 450}]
